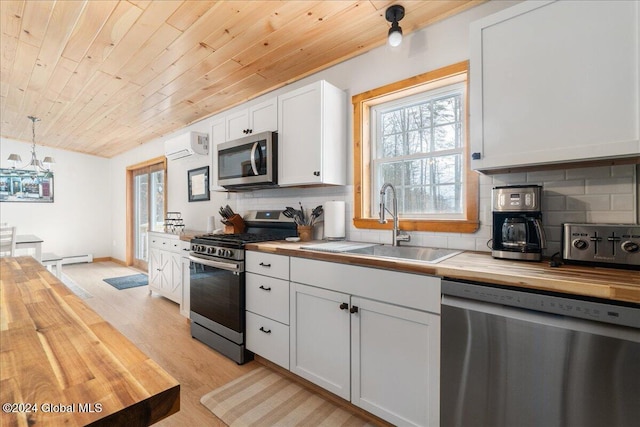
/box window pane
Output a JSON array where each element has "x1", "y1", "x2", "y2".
[
  {"x1": 372, "y1": 82, "x2": 465, "y2": 217},
  {"x1": 404, "y1": 159, "x2": 431, "y2": 186},
  {"x1": 433, "y1": 95, "x2": 458, "y2": 125},
  {"x1": 379, "y1": 161, "x2": 403, "y2": 185},
  {"x1": 150, "y1": 170, "x2": 165, "y2": 232},
  {"x1": 433, "y1": 123, "x2": 461, "y2": 151},
  {"x1": 382, "y1": 108, "x2": 404, "y2": 135},
  {"x1": 134, "y1": 174, "x2": 149, "y2": 260},
  {"x1": 404, "y1": 186, "x2": 430, "y2": 214}
]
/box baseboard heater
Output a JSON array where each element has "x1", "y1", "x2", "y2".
[{"x1": 61, "y1": 254, "x2": 93, "y2": 265}]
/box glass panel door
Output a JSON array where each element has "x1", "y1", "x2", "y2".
[
  {"x1": 129, "y1": 160, "x2": 165, "y2": 270},
  {"x1": 134, "y1": 172, "x2": 149, "y2": 263}
]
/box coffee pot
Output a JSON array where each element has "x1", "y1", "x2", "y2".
[{"x1": 492, "y1": 185, "x2": 546, "y2": 261}]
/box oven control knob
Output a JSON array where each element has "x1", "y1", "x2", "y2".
[
  {"x1": 572, "y1": 239, "x2": 589, "y2": 250},
  {"x1": 206, "y1": 247, "x2": 215, "y2": 254},
  {"x1": 621, "y1": 240, "x2": 639, "y2": 253},
  {"x1": 225, "y1": 250, "x2": 234, "y2": 257},
  {"x1": 217, "y1": 248, "x2": 224, "y2": 256}
]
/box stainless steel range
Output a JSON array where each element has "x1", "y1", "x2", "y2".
[
  {"x1": 189, "y1": 210, "x2": 296, "y2": 364},
  {"x1": 563, "y1": 223, "x2": 640, "y2": 269}
]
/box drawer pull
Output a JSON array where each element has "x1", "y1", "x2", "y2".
[
  {"x1": 259, "y1": 285, "x2": 272, "y2": 291},
  {"x1": 339, "y1": 302, "x2": 348, "y2": 310},
  {"x1": 259, "y1": 326, "x2": 272, "y2": 334},
  {"x1": 259, "y1": 262, "x2": 271, "y2": 268}
]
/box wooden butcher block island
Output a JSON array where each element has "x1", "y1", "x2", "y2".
[{"x1": 0, "y1": 257, "x2": 179, "y2": 427}]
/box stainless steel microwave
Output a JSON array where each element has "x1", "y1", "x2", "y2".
[{"x1": 217, "y1": 131, "x2": 277, "y2": 190}]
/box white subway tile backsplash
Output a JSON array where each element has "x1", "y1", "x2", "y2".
[
  {"x1": 565, "y1": 195, "x2": 611, "y2": 211},
  {"x1": 586, "y1": 211, "x2": 636, "y2": 224},
  {"x1": 612, "y1": 194, "x2": 635, "y2": 211},
  {"x1": 447, "y1": 236, "x2": 477, "y2": 251},
  {"x1": 231, "y1": 165, "x2": 637, "y2": 258},
  {"x1": 566, "y1": 166, "x2": 611, "y2": 179},
  {"x1": 544, "y1": 195, "x2": 566, "y2": 211},
  {"x1": 527, "y1": 170, "x2": 566, "y2": 182},
  {"x1": 545, "y1": 211, "x2": 587, "y2": 225},
  {"x1": 545, "y1": 225, "x2": 563, "y2": 243},
  {"x1": 543, "y1": 180, "x2": 586, "y2": 195},
  {"x1": 611, "y1": 164, "x2": 636, "y2": 177},
  {"x1": 492, "y1": 173, "x2": 528, "y2": 186},
  {"x1": 585, "y1": 177, "x2": 633, "y2": 194}
]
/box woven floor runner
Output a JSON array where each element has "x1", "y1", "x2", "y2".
[{"x1": 201, "y1": 366, "x2": 374, "y2": 426}]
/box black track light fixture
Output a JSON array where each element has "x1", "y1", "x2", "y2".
[{"x1": 385, "y1": 5, "x2": 405, "y2": 47}]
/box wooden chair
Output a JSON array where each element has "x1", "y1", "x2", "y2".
[{"x1": 0, "y1": 225, "x2": 17, "y2": 257}]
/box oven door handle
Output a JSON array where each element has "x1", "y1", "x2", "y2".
[{"x1": 189, "y1": 255, "x2": 241, "y2": 272}]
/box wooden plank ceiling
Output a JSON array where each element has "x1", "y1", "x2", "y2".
[{"x1": 0, "y1": 0, "x2": 482, "y2": 158}]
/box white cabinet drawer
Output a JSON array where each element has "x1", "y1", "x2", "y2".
[
  {"x1": 246, "y1": 251, "x2": 289, "y2": 280},
  {"x1": 149, "y1": 234, "x2": 183, "y2": 253},
  {"x1": 291, "y1": 257, "x2": 441, "y2": 314},
  {"x1": 246, "y1": 273, "x2": 289, "y2": 325},
  {"x1": 149, "y1": 236, "x2": 172, "y2": 250},
  {"x1": 246, "y1": 312, "x2": 289, "y2": 369}
]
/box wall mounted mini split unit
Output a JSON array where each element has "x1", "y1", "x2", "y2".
[{"x1": 164, "y1": 131, "x2": 209, "y2": 160}]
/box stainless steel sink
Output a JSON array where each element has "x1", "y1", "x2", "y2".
[{"x1": 343, "y1": 244, "x2": 461, "y2": 264}]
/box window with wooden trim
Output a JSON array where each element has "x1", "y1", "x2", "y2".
[{"x1": 353, "y1": 61, "x2": 479, "y2": 233}]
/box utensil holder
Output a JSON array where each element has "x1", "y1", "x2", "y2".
[{"x1": 297, "y1": 225, "x2": 313, "y2": 242}]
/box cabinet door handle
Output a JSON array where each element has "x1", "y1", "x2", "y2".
[
  {"x1": 259, "y1": 326, "x2": 271, "y2": 334},
  {"x1": 339, "y1": 302, "x2": 348, "y2": 310},
  {"x1": 350, "y1": 306, "x2": 359, "y2": 314},
  {"x1": 259, "y1": 285, "x2": 272, "y2": 291},
  {"x1": 259, "y1": 262, "x2": 271, "y2": 268},
  {"x1": 313, "y1": 171, "x2": 320, "y2": 176}
]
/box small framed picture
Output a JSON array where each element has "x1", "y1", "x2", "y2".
[{"x1": 187, "y1": 166, "x2": 210, "y2": 202}]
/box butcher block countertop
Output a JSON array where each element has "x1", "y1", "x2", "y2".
[
  {"x1": 0, "y1": 256, "x2": 180, "y2": 427},
  {"x1": 245, "y1": 241, "x2": 640, "y2": 304}
]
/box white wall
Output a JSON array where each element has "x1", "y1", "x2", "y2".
[{"x1": 0, "y1": 137, "x2": 112, "y2": 257}]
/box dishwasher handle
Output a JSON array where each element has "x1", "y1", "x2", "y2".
[{"x1": 442, "y1": 294, "x2": 640, "y2": 343}]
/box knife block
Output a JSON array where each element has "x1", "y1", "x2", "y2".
[{"x1": 226, "y1": 214, "x2": 246, "y2": 234}]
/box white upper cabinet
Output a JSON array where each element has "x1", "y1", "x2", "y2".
[
  {"x1": 225, "y1": 97, "x2": 277, "y2": 141},
  {"x1": 277, "y1": 80, "x2": 347, "y2": 186},
  {"x1": 470, "y1": 0, "x2": 640, "y2": 171}
]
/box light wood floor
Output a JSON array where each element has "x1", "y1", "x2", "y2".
[{"x1": 62, "y1": 261, "x2": 258, "y2": 426}]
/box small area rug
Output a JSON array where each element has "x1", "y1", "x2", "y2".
[
  {"x1": 103, "y1": 273, "x2": 148, "y2": 290},
  {"x1": 201, "y1": 366, "x2": 373, "y2": 427}
]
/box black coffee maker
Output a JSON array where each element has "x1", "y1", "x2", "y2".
[{"x1": 492, "y1": 185, "x2": 547, "y2": 261}]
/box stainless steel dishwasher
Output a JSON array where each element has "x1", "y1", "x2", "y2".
[{"x1": 441, "y1": 279, "x2": 640, "y2": 427}]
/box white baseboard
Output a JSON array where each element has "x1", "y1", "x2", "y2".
[{"x1": 61, "y1": 254, "x2": 93, "y2": 265}]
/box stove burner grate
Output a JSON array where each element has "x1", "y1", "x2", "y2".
[{"x1": 196, "y1": 232, "x2": 290, "y2": 245}]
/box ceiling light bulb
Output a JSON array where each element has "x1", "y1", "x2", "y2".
[
  {"x1": 388, "y1": 26, "x2": 403, "y2": 47},
  {"x1": 385, "y1": 5, "x2": 405, "y2": 48}
]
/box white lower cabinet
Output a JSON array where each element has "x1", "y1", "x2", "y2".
[
  {"x1": 246, "y1": 311, "x2": 289, "y2": 369},
  {"x1": 290, "y1": 257, "x2": 441, "y2": 427},
  {"x1": 148, "y1": 233, "x2": 184, "y2": 304},
  {"x1": 290, "y1": 283, "x2": 351, "y2": 399},
  {"x1": 351, "y1": 297, "x2": 440, "y2": 427},
  {"x1": 245, "y1": 252, "x2": 291, "y2": 369}
]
